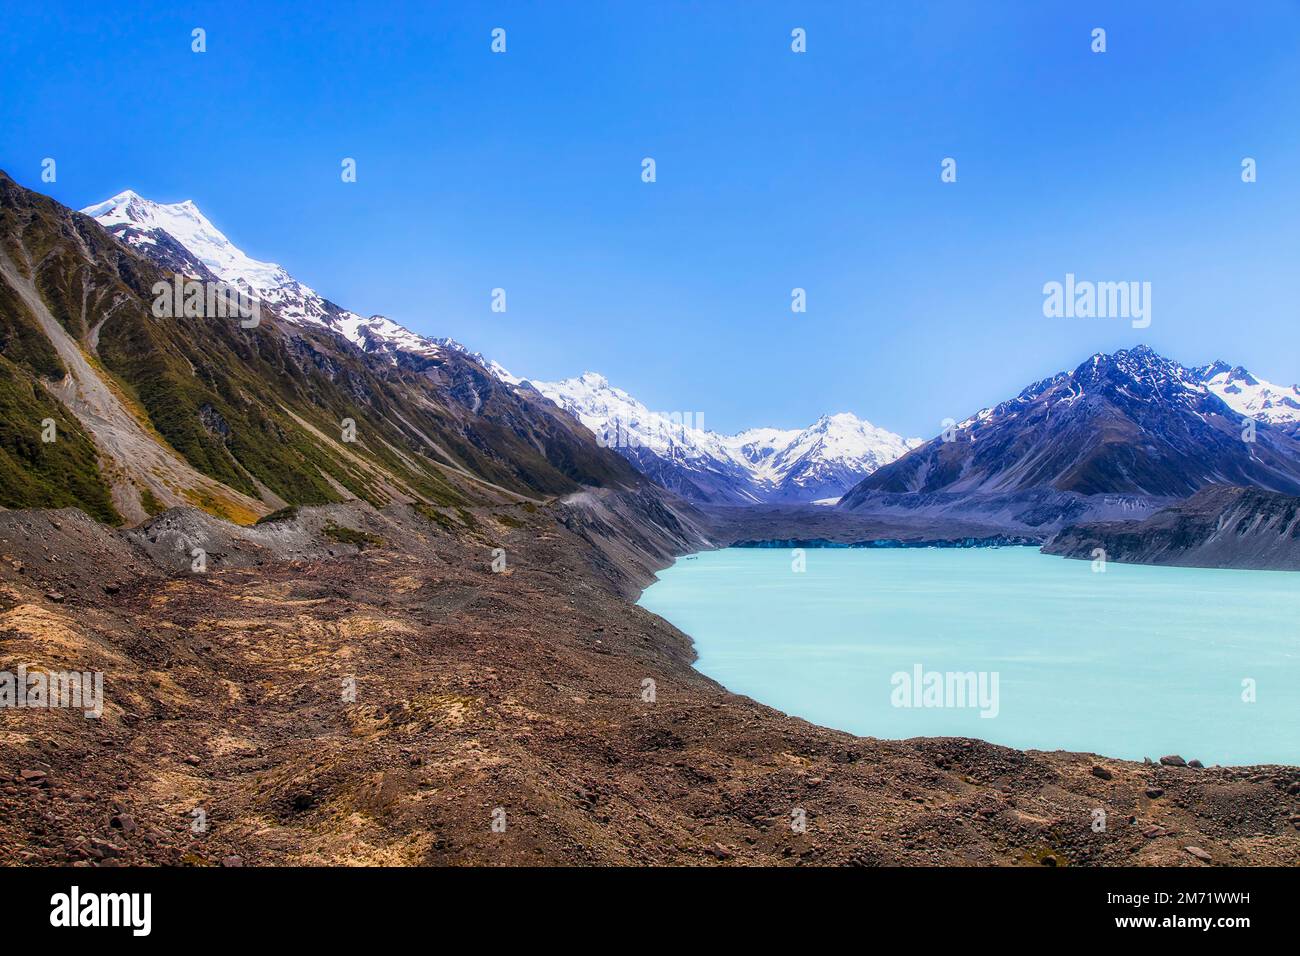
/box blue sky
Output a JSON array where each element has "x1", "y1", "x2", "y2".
[{"x1": 2, "y1": 1, "x2": 1297, "y2": 437}]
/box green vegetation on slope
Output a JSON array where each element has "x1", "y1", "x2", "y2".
[
  {"x1": 322, "y1": 522, "x2": 384, "y2": 548},
  {"x1": 0, "y1": 354, "x2": 121, "y2": 523}
]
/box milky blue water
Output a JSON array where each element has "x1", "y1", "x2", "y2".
[{"x1": 637, "y1": 547, "x2": 1300, "y2": 765}]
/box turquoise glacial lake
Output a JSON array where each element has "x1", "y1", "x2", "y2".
[{"x1": 637, "y1": 547, "x2": 1300, "y2": 765}]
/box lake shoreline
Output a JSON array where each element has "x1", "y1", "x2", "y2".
[
  {"x1": 730, "y1": 536, "x2": 1040, "y2": 549},
  {"x1": 640, "y1": 546, "x2": 1300, "y2": 768}
]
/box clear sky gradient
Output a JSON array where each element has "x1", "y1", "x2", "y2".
[{"x1": 2, "y1": 1, "x2": 1297, "y2": 437}]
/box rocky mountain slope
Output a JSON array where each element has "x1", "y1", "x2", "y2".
[
  {"x1": 840, "y1": 347, "x2": 1300, "y2": 531},
  {"x1": 527, "y1": 372, "x2": 919, "y2": 504},
  {"x1": 5, "y1": 498, "x2": 1296, "y2": 866},
  {"x1": 1043, "y1": 484, "x2": 1300, "y2": 571},
  {"x1": 1, "y1": 172, "x2": 642, "y2": 525}
]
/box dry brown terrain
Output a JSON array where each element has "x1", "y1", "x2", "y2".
[{"x1": 2, "y1": 495, "x2": 1298, "y2": 866}]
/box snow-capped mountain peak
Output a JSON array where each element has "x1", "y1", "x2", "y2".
[
  {"x1": 83, "y1": 190, "x2": 448, "y2": 360},
  {"x1": 1193, "y1": 361, "x2": 1300, "y2": 427},
  {"x1": 761, "y1": 412, "x2": 922, "y2": 495},
  {"x1": 83, "y1": 190, "x2": 290, "y2": 295}
]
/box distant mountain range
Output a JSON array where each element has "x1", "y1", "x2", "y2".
[
  {"x1": 82, "y1": 189, "x2": 919, "y2": 506},
  {"x1": 3, "y1": 175, "x2": 1297, "y2": 534},
  {"x1": 523, "y1": 372, "x2": 920, "y2": 504},
  {"x1": 840, "y1": 346, "x2": 1300, "y2": 528}
]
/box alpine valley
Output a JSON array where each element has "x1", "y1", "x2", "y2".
[{"x1": 2, "y1": 172, "x2": 1300, "y2": 868}]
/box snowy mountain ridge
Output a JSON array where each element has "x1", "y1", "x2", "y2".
[
  {"x1": 1192, "y1": 361, "x2": 1300, "y2": 430},
  {"x1": 526, "y1": 372, "x2": 922, "y2": 504},
  {"x1": 83, "y1": 190, "x2": 448, "y2": 360}
]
